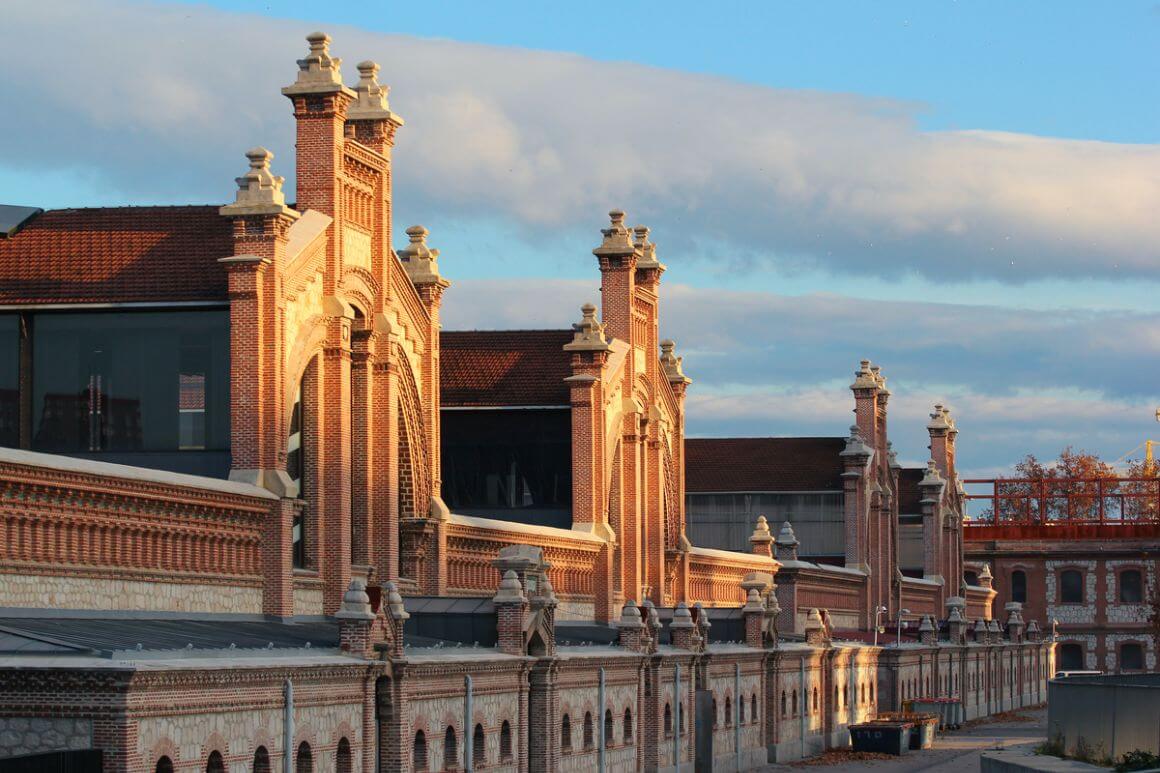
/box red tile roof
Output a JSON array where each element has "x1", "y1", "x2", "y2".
[
  {"x1": 440, "y1": 330, "x2": 574, "y2": 408},
  {"x1": 897, "y1": 467, "x2": 925, "y2": 514},
  {"x1": 685, "y1": 437, "x2": 846, "y2": 493},
  {"x1": 0, "y1": 206, "x2": 233, "y2": 305}
]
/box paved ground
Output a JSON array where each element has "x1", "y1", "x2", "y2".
[{"x1": 762, "y1": 706, "x2": 1048, "y2": 772}]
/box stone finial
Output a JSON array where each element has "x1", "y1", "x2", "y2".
[
  {"x1": 283, "y1": 31, "x2": 350, "y2": 96},
  {"x1": 1026, "y1": 619, "x2": 1041, "y2": 641},
  {"x1": 743, "y1": 588, "x2": 765, "y2": 613},
  {"x1": 537, "y1": 574, "x2": 558, "y2": 607},
  {"x1": 493, "y1": 570, "x2": 527, "y2": 604},
  {"x1": 383, "y1": 580, "x2": 409, "y2": 620},
  {"x1": 749, "y1": 516, "x2": 774, "y2": 557},
  {"x1": 398, "y1": 225, "x2": 448, "y2": 287},
  {"x1": 564, "y1": 303, "x2": 612, "y2": 353},
  {"x1": 775, "y1": 520, "x2": 799, "y2": 561},
  {"x1": 671, "y1": 603, "x2": 694, "y2": 627},
  {"x1": 918, "y1": 615, "x2": 937, "y2": 645},
  {"x1": 633, "y1": 224, "x2": 666, "y2": 272},
  {"x1": 947, "y1": 606, "x2": 963, "y2": 623},
  {"x1": 927, "y1": 404, "x2": 955, "y2": 433},
  {"x1": 850, "y1": 359, "x2": 880, "y2": 391},
  {"x1": 659, "y1": 340, "x2": 690, "y2": 385},
  {"x1": 804, "y1": 608, "x2": 827, "y2": 646},
  {"x1": 335, "y1": 578, "x2": 376, "y2": 620},
  {"x1": 919, "y1": 460, "x2": 945, "y2": 494},
  {"x1": 347, "y1": 60, "x2": 403, "y2": 123},
  {"x1": 220, "y1": 148, "x2": 299, "y2": 219},
  {"x1": 977, "y1": 563, "x2": 994, "y2": 589},
  {"x1": 840, "y1": 425, "x2": 874, "y2": 460},
  {"x1": 618, "y1": 600, "x2": 644, "y2": 629},
  {"x1": 887, "y1": 442, "x2": 901, "y2": 470},
  {"x1": 593, "y1": 209, "x2": 637, "y2": 258},
  {"x1": 973, "y1": 618, "x2": 988, "y2": 641}
]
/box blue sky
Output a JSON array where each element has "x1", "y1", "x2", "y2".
[{"x1": 2, "y1": 1, "x2": 1158, "y2": 475}]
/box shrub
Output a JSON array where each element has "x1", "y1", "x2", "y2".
[{"x1": 1116, "y1": 749, "x2": 1160, "y2": 772}]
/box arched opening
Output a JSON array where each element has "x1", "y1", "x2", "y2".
[
  {"x1": 664, "y1": 703, "x2": 673, "y2": 737},
  {"x1": 623, "y1": 707, "x2": 633, "y2": 743},
  {"x1": 443, "y1": 727, "x2": 458, "y2": 770},
  {"x1": 751, "y1": 694, "x2": 758, "y2": 724},
  {"x1": 1058, "y1": 643, "x2": 1084, "y2": 671},
  {"x1": 603, "y1": 709, "x2": 614, "y2": 747},
  {"x1": 561, "y1": 713, "x2": 572, "y2": 752},
  {"x1": 583, "y1": 712, "x2": 594, "y2": 750},
  {"x1": 413, "y1": 730, "x2": 428, "y2": 772},
  {"x1": 1120, "y1": 570, "x2": 1143, "y2": 603},
  {"x1": 841, "y1": 685, "x2": 848, "y2": 709},
  {"x1": 206, "y1": 750, "x2": 225, "y2": 773},
  {"x1": 1011, "y1": 570, "x2": 1027, "y2": 603},
  {"x1": 740, "y1": 694, "x2": 746, "y2": 724},
  {"x1": 812, "y1": 686, "x2": 818, "y2": 713},
  {"x1": 155, "y1": 757, "x2": 174, "y2": 773},
  {"x1": 336, "y1": 738, "x2": 352, "y2": 773},
  {"x1": 1120, "y1": 642, "x2": 1144, "y2": 671},
  {"x1": 711, "y1": 697, "x2": 718, "y2": 728},
  {"x1": 296, "y1": 742, "x2": 313, "y2": 773},
  {"x1": 792, "y1": 690, "x2": 798, "y2": 716},
  {"x1": 473, "y1": 724, "x2": 485, "y2": 767},
  {"x1": 500, "y1": 721, "x2": 512, "y2": 762},
  {"x1": 781, "y1": 691, "x2": 787, "y2": 717},
  {"x1": 724, "y1": 696, "x2": 732, "y2": 726},
  {"x1": 253, "y1": 746, "x2": 271, "y2": 773},
  {"x1": 1060, "y1": 570, "x2": 1084, "y2": 603}
]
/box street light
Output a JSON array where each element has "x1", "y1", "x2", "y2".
[
  {"x1": 873, "y1": 606, "x2": 888, "y2": 647},
  {"x1": 896, "y1": 608, "x2": 911, "y2": 648}
]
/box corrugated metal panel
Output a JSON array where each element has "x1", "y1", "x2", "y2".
[{"x1": 686, "y1": 492, "x2": 843, "y2": 557}]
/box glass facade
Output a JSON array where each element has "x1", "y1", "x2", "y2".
[
  {"x1": 686, "y1": 491, "x2": 844, "y2": 559},
  {"x1": 1, "y1": 309, "x2": 230, "y2": 477},
  {"x1": 0, "y1": 314, "x2": 17, "y2": 448},
  {"x1": 441, "y1": 408, "x2": 572, "y2": 528}
]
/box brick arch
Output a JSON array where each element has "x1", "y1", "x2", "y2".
[
  {"x1": 331, "y1": 719, "x2": 357, "y2": 748},
  {"x1": 147, "y1": 737, "x2": 179, "y2": 768},
  {"x1": 338, "y1": 270, "x2": 379, "y2": 315},
  {"x1": 199, "y1": 731, "x2": 230, "y2": 765}
]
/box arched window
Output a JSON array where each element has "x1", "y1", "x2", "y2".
[
  {"x1": 1011, "y1": 570, "x2": 1027, "y2": 603},
  {"x1": 965, "y1": 571, "x2": 979, "y2": 586},
  {"x1": 206, "y1": 751, "x2": 225, "y2": 773},
  {"x1": 336, "y1": 738, "x2": 352, "y2": 773},
  {"x1": 296, "y1": 742, "x2": 313, "y2": 773},
  {"x1": 1120, "y1": 570, "x2": 1143, "y2": 603},
  {"x1": 724, "y1": 696, "x2": 732, "y2": 727},
  {"x1": 812, "y1": 686, "x2": 818, "y2": 713},
  {"x1": 155, "y1": 757, "x2": 174, "y2": 773},
  {"x1": 443, "y1": 727, "x2": 458, "y2": 770},
  {"x1": 791, "y1": 689, "x2": 798, "y2": 716},
  {"x1": 841, "y1": 685, "x2": 848, "y2": 708},
  {"x1": 860, "y1": 683, "x2": 865, "y2": 705},
  {"x1": 413, "y1": 730, "x2": 428, "y2": 772},
  {"x1": 780, "y1": 691, "x2": 787, "y2": 717},
  {"x1": 253, "y1": 746, "x2": 271, "y2": 773},
  {"x1": 500, "y1": 721, "x2": 512, "y2": 762},
  {"x1": 623, "y1": 708, "x2": 633, "y2": 743},
  {"x1": 1060, "y1": 570, "x2": 1083, "y2": 603},
  {"x1": 583, "y1": 712, "x2": 594, "y2": 750},
  {"x1": 751, "y1": 694, "x2": 758, "y2": 724},
  {"x1": 1058, "y1": 643, "x2": 1084, "y2": 671},
  {"x1": 870, "y1": 683, "x2": 874, "y2": 703},
  {"x1": 711, "y1": 698, "x2": 718, "y2": 728},
  {"x1": 604, "y1": 709, "x2": 614, "y2": 746},
  {"x1": 561, "y1": 714, "x2": 572, "y2": 752},
  {"x1": 664, "y1": 703, "x2": 673, "y2": 737},
  {"x1": 473, "y1": 724, "x2": 485, "y2": 767},
  {"x1": 1120, "y1": 643, "x2": 1144, "y2": 671}
]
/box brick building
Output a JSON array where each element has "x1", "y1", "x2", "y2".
[{"x1": 0, "y1": 33, "x2": 1050, "y2": 772}]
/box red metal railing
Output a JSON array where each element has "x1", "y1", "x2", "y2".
[{"x1": 962, "y1": 477, "x2": 1160, "y2": 539}]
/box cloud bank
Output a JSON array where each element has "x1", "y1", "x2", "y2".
[{"x1": 3, "y1": 0, "x2": 1159, "y2": 282}]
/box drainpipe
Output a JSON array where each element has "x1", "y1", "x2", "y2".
[
  {"x1": 283, "y1": 679, "x2": 294, "y2": 773},
  {"x1": 465, "y1": 675, "x2": 474, "y2": 773},
  {"x1": 598, "y1": 666, "x2": 606, "y2": 773},
  {"x1": 734, "y1": 663, "x2": 741, "y2": 773},
  {"x1": 673, "y1": 664, "x2": 681, "y2": 772}
]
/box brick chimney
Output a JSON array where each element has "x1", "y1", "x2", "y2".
[{"x1": 494, "y1": 570, "x2": 528, "y2": 656}]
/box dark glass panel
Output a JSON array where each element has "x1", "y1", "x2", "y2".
[
  {"x1": 1120, "y1": 643, "x2": 1143, "y2": 671},
  {"x1": 0, "y1": 314, "x2": 17, "y2": 447},
  {"x1": 31, "y1": 310, "x2": 229, "y2": 472},
  {"x1": 1058, "y1": 643, "x2": 1084, "y2": 671},
  {"x1": 1119, "y1": 570, "x2": 1142, "y2": 603},
  {"x1": 1060, "y1": 570, "x2": 1083, "y2": 603},
  {"x1": 1012, "y1": 570, "x2": 1027, "y2": 603}
]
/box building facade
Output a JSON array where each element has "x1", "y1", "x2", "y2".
[{"x1": 0, "y1": 33, "x2": 1050, "y2": 773}]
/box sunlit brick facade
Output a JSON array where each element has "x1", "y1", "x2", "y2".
[{"x1": 0, "y1": 33, "x2": 1051, "y2": 773}]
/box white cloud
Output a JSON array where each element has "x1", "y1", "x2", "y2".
[{"x1": 2, "y1": 0, "x2": 1158, "y2": 281}]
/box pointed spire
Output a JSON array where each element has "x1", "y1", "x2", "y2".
[
  {"x1": 398, "y1": 225, "x2": 448, "y2": 287},
  {"x1": 659, "y1": 340, "x2": 691, "y2": 385},
  {"x1": 219, "y1": 147, "x2": 299, "y2": 219},
  {"x1": 564, "y1": 303, "x2": 612, "y2": 352},
  {"x1": 347, "y1": 60, "x2": 404, "y2": 124},
  {"x1": 283, "y1": 32, "x2": 353, "y2": 96}
]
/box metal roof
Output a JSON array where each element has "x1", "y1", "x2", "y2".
[{"x1": 0, "y1": 205, "x2": 42, "y2": 238}]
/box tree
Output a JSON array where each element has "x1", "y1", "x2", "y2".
[{"x1": 989, "y1": 447, "x2": 1115, "y2": 522}]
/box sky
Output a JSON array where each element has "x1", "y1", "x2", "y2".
[{"x1": 1, "y1": 0, "x2": 1158, "y2": 476}]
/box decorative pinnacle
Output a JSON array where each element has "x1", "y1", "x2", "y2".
[
  {"x1": 840, "y1": 424, "x2": 874, "y2": 459},
  {"x1": 776, "y1": 520, "x2": 798, "y2": 547},
  {"x1": 919, "y1": 459, "x2": 945, "y2": 489},
  {"x1": 634, "y1": 224, "x2": 666, "y2": 271},
  {"x1": 398, "y1": 225, "x2": 447, "y2": 288},
  {"x1": 593, "y1": 209, "x2": 637, "y2": 258},
  {"x1": 335, "y1": 578, "x2": 375, "y2": 621},
  {"x1": 618, "y1": 600, "x2": 644, "y2": 628},
  {"x1": 564, "y1": 303, "x2": 612, "y2": 353},
  {"x1": 219, "y1": 147, "x2": 298, "y2": 219},
  {"x1": 283, "y1": 32, "x2": 351, "y2": 96},
  {"x1": 850, "y1": 359, "x2": 880, "y2": 391},
  {"x1": 659, "y1": 340, "x2": 690, "y2": 384},
  {"x1": 493, "y1": 569, "x2": 526, "y2": 604},
  {"x1": 750, "y1": 515, "x2": 773, "y2": 544},
  {"x1": 928, "y1": 404, "x2": 955, "y2": 433},
  {"x1": 348, "y1": 59, "x2": 403, "y2": 124}
]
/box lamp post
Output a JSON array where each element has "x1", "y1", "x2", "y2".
[
  {"x1": 896, "y1": 608, "x2": 911, "y2": 648},
  {"x1": 873, "y1": 606, "x2": 888, "y2": 647}
]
